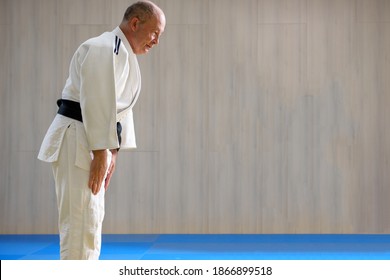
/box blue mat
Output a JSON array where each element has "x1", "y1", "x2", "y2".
[{"x1": 1, "y1": 234, "x2": 389, "y2": 260}]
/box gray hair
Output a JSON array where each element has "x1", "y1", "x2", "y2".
[{"x1": 122, "y1": 1, "x2": 158, "y2": 23}]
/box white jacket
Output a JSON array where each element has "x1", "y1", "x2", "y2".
[{"x1": 38, "y1": 27, "x2": 141, "y2": 170}]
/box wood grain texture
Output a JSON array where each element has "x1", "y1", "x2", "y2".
[
  {"x1": 60, "y1": 0, "x2": 112, "y2": 25},
  {"x1": 1, "y1": 0, "x2": 389, "y2": 234}
]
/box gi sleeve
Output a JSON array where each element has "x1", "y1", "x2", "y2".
[
  {"x1": 118, "y1": 109, "x2": 137, "y2": 149},
  {"x1": 79, "y1": 44, "x2": 119, "y2": 151}
]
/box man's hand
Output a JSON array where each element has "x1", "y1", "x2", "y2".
[
  {"x1": 104, "y1": 149, "x2": 118, "y2": 191},
  {"x1": 88, "y1": 150, "x2": 108, "y2": 195}
]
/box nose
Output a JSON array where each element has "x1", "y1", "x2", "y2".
[{"x1": 152, "y1": 34, "x2": 160, "y2": 45}]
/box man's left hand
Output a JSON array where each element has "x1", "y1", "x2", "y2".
[{"x1": 104, "y1": 149, "x2": 118, "y2": 190}]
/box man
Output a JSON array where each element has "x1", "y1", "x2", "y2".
[{"x1": 38, "y1": 1, "x2": 166, "y2": 260}]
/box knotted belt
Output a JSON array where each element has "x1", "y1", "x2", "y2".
[{"x1": 57, "y1": 99, "x2": 122, "y2": 147}]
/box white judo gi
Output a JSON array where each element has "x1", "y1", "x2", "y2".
[{"x1": 38, "y1": 27, "x2": 141, "y2": 260}]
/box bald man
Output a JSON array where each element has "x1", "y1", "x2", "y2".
[{"x1": 38, "y1": 1, "x2": 166, "y2": 260}]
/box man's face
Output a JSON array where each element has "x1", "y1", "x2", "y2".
[{"x1": 131, "y1": 15, "x2": 165, "y2": 54}]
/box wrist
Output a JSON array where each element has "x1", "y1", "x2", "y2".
[{"x1": 92, "y1": 149, "x2": 107, "y2": 159}]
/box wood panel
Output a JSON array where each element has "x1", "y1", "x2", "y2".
[
  {"x1": 306, "y1": 0, "x2": 357, "y2": 232},
  {"x1": 0, "y1": 23, "x2": 11, "y2": 234},
  {"x1": 156, "y1": 23, "x2": 209, "y2": 233},
  {"x1": 357, "y1": 0, "x2": 390, "y2": 22},
  {"x1": 208, "y1": 0, "x2": 260, "y2": 233},
  {"x1": 259, "y1": 0, "x2": 306, "y2": 23},
  {"x1": 353, "y1": 20, "x2": 390, "y2": 232},
  {"x1": 60, "y1": 0, "x2": 112, "y2": 25},
  {"x1": 1, "y1": 0, "x2": 59, "y2": 234}
]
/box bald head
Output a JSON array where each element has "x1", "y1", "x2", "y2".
[
  {"x1": 122, "y1": 1, "x2": 164, "y2": 24},
  {"x1": 120, "y1": 1, "x2": 166, "y2": 54}
]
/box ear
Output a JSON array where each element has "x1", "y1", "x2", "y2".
[{"x1": 129, "y1": 17, "x2": 140, "y2": 32}]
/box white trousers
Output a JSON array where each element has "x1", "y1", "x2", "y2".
[{"x1": 51, "y1": 123, "x2": 111, "y2": 260}]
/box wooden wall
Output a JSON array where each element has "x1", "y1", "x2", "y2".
[{"x1": 1, "y1": 0, "x2": 389, "y2": 234}]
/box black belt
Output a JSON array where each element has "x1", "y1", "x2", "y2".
[
  {"x1": 57, "y1": 99, "x2": 122, "y2": 146},
  {"x1": 57, "y1": 99, "x2": 83, "y2": 122}
]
